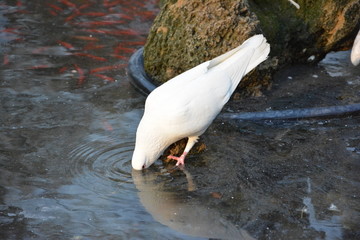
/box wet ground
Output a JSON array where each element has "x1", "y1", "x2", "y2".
[{"x1": 1, "y1": 1, "x2": 360, "y2": 240}]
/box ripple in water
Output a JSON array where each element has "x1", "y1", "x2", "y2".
[{"x1": 68, "y1": 133, "x2": 135, "y2": 199}]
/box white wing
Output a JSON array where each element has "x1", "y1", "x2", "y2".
[{"x1": 143, "y1": 35, "x2": 270, "y2": 139}]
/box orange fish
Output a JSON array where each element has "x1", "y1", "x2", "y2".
[
  {"x1": 3, "y1": 55, "x2": 9, "y2": 65},
  {"x1": 49, "y1": 10, "x2": 58, "y2": 16},
  {"x1": 58, "y1": 0, "x2": 77, "y2": 8},
  {"x1": 124, "y1": 40, "x2": 146, "y2": 46},
  {"x1": 46, "y1": 3, "x2": 63, "y2": 12},
  {"x1": 81, "y1": 29, "x2": 140, "y2": 36},
  {"x1": 103, "y1": 0, "x2": 123, "y2": 8},
  {"x1": 93, "y1": 73, "x2": 115, "y2": 82},
  {"x1": 74, "y1": 52, "x2": 107, "y2": 62},
  {"x1": 114, "y1": 45, "x2": 135, "y2": 54},
  {"x1": 139, "y1": 11, "x2": 157, "y2": 20},
  {"x1": 65, "y1": 12, "x2": 80, "y2": 22},
  {"x1": 89, "y1": 64, "x2": 126, "y2": 73},
  {"x1": 110, "y1": 29, "x2": 140, "y2": 36},
  {"x1": 80, "y1": 29, "x2": 108, "y2": 34},
  {"x1": 78, "y1": 3, "x2": 92, "y2": 10},
  {"x1": 59, "y1": 66, "x2": 68, "y2": 73},
  {"x1": 82, "y1": 43, "x2": 105, "y2": 51},
  {"x1": 57, "y1": 40, "x2": 75, "y2": 50},
  {"x1": 111, "y1": 54, "x2": 127, "y2": 60},
  {"x1": 80, "y1": 12, "x2": 107, "y2": 17},
  {"x1": 1, "y1": 28, "x2": 19, "y2": 34},
  {"x1": 74, "y1": 64, "x2": 85, "y2": 84},
  {"x1": 72, "y1": 20, "x2": 124, "y2": 27},
  {"x1": 132, "y1": 1, "x2": 145, "y2": 7},
  {"x1": 72, "y1": 36, "x2": 99, "y2": 41},
  {"x1": 30, "y1": 65, "x2": 50, "y2": 69}
]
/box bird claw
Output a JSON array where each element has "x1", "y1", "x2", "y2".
[
  {"x1": 167, "y1": 154, "x2": 185, "y2": 166},
  {"x1": 176, "y1": 158, "x2": 185, "y2": 166}
]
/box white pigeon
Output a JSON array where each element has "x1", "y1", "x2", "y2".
[
  {"x1": 132, "y1": 34, "x2": 270, "y2": 170},
  {"x1": 351, "y1": 29, "x2": 360, "y2": 66}
]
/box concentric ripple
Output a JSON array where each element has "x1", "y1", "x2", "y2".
[{"x1": 68, "y1": 134, "x2": 135, "y2": 198}]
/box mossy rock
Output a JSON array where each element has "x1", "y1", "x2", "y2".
[
  {"x1": 250, "y1": 0, "x2": 360, "y2": 63},
  {"x1": 144, "y1": 0, "x2": 360, "y2": 97}
]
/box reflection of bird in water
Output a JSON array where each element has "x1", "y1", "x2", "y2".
[
  {"x1": 132, "y1": 35, "x2": 270, "y2": 170},
  {"x1": 132, "y1": 169, "x2": 255, "y2": 240},
  {"x1": 351, "y1": 29, "x2": 360, "y2": 66}
]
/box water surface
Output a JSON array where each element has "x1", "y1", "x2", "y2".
[{"x1": 1, "y1": 1, "x2": 360, "y2": 239}]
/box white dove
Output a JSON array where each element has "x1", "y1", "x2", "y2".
[
  {"x1": 132, "y1": 34, "x2": 270, "y2": 170},
  {"x1": 351, "y1": 29, "x2": 360, "y2": 66}
]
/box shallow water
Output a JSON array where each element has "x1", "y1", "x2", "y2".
[
  {"x1": 1, "y1": 1, "x2": 360, "y2": 239},
  {"x1": 0, "y1": 1, "x2": 190, "y2": 239}
]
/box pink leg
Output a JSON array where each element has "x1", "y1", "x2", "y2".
[
  {"x1": 168, "y1": 151, "x2": 188, "y2": 166},
  {"x1": 167, "y1": 136, "x2": 199, "y2": 167}
]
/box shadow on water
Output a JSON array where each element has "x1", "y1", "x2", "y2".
[
  {"x1": 132, "y1": 168, "x2": 255, "y2": 240},
  {"x1": 0, "y1": 0, "x2": 360, "y2": 239}
]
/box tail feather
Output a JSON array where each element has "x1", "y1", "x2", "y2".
[
  {"x1": 208, "y1": 34, "x2": 270, "y2": 93},
  {"x1": 151, "y1": 35, "x2": 270, "y2": 98},
  {"x1": 245, "y1": 35, "x2": 270, "y2": 74}
]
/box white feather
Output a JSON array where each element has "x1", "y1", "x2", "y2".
[
  {"x1": 351, "y1": 29, "x2": 360, "y2": 66},
  {"x1": 288, "y1": 0, "x2": 300, "y2": 9},
  {"x1": 132, "y1": 34, "x2": 270, "y2": 170}
]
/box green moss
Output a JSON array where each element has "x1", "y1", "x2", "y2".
[{"x1": 144, "y1": 0, "x2": 359, "y2": 95}]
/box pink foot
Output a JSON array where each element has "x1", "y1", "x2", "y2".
[{"x1": 167, "y1": 152, "x2": 187, "y2": 166}]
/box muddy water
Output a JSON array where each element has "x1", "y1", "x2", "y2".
[{"x1": 1, "y1": 1, "x2": 360, "y2": 240}]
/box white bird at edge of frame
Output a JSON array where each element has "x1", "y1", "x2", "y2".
[{"x1": 351, "y1": 29, "x2": 360, "y2": 66}]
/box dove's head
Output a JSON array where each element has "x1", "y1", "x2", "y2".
[
  {"x1": 131, "y1": 148, "x2": 147, "y2": 170},
  {"x1": 131, "y1": 120, "x2": 168, "y2": 170},
  {"x1": 131, "y1": 142, "x2": 165, "y2": 170}
]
